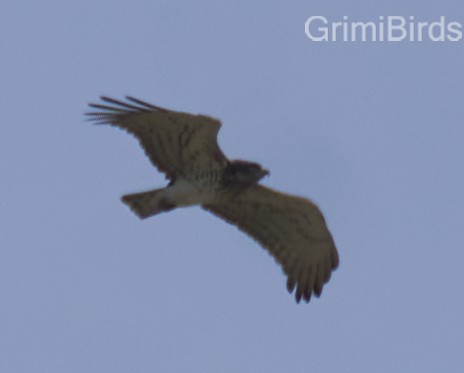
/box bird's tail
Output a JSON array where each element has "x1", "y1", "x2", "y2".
[{"x1": 121, "y1": 188, "x2": 176, "y2": 219}]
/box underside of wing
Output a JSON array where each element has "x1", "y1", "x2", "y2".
[
  {"x1": 203, "y1": 184, "x2": 338, "y2": 303},
  {"x1": 86, "y1": 96, "x2": 228, "y2": 179}
]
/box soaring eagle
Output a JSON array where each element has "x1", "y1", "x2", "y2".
[{"x1": 86, "y1": 96, "x2": 338, "y2": 303}]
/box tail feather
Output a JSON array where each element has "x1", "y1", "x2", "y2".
[{"x1": 121, "y1": 188, "x2": 176, "y2": 219}]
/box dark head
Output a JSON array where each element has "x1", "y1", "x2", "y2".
[{"x1": 223, "y1": 160, "x2": 269, "y2": 187}]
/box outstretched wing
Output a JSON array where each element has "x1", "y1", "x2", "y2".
[
  {"x1": 86, "y1": 96, "x2": 228, "y2": 180},
  {"x1": 203, "y1": 185, "x2": 338, "y2": 303}
]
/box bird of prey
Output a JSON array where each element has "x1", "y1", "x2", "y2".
[{"x1": 86, "y1": 96, "x2": 338, "y2": 303}]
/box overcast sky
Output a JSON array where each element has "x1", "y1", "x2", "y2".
[{"x1": 1, "y1": 1, "x2": 463, "y2": 372}]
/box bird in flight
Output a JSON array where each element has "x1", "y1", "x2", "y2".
[{"x1": 86, "y1": 96, "x2": 338, "y2": 303}]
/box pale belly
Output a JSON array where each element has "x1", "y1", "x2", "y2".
[{"x1": 164, "y1": 177, "x2": 220, "y2": 207}]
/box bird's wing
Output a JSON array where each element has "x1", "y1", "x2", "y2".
[
  {"x1": 86, "y1": 96, "x2": 228, "y2": 180},
  {"x1": 203, "y1": 184, "x2": 338, "y2": 303}
]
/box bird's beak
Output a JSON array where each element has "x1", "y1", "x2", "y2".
[{"x1": 261, "y1": 169, "x2": 270, "y2": 177}]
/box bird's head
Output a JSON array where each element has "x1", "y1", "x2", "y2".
[{"x1": 223, "y1": 160, "x2": 269, "y2": 187}]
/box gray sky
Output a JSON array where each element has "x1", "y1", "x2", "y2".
[{"x1": 1, "y1": 1, "x2": 463, "y2": 372}]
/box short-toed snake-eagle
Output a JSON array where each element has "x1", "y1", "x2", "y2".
[{"x1": 86, "y1": 96, "x2": 338, "y2": 303}]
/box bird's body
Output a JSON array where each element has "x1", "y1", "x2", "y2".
[{"x1": 87, "y1": 96, "x2": 338, "y2": 303}]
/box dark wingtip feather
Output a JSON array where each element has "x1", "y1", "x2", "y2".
[
  {"x1": 125, "y1": 96, "x2": 169, "y2": 112},
  {"x1": 314, "y1": 284, "x2": 323, "y2": 298},
  {"x1": 331, "y1": 253, "x2": 339, "y2": 270},
  {"x1": 302, "y1": 289, "x2": 312, "y2": 303},
  {"x1": 295, "y1": 287, "x2": 302, "y2": 303},
  {"x1": 94, "y1": 95, "x2": 167, "y2": 113},
  {"x1": 98, "y1": 96, "x2": 151, "y2": 112},
  {"x1": 286, "y1": 277, "x2": 296, "y2": 293},
  {"x1": 85, "y1": 96, "x2": 166, "y2": 125}
]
